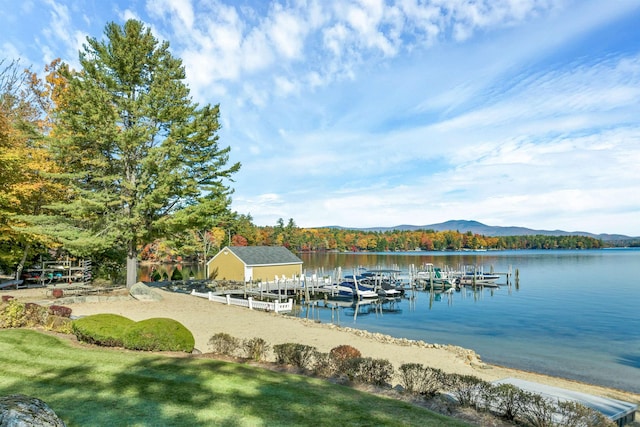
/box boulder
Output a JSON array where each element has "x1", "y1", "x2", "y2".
[
  {"x1": 129, "y1": 282, "x2": 163, "y2": 301},
  {"x1": 0, "y1": 394, "x2": 66, "y2": 426}
]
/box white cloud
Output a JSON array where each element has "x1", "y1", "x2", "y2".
[
  {"x1": 120, "y1": 8, "x2": 140, "y2": 22},
  {"x1": 146, "y1": 0, "x2": 194, "y2": 30},
  {"x1": 2, "y1": 42, "x2": 22, "y2": 62},
  {"x1": 273, "y1": 75, "x2": 298, "y2": 97},
  {"x1": 266, "y1": 4, "x2": 308, "y2": 59},
  {"x1": 242, "y1": 30, "x2": 273, "y2": 72}
]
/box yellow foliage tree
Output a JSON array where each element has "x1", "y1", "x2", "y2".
[{"x1": 0, "y1": 59, "x2": 67, "y2": 277}]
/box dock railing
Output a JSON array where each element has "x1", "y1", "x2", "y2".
[{"x1": 191, "y1": 290, "x2": 293, "y2": 313}]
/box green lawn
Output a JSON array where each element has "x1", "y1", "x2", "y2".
[{"x1": 0, "y1": 329, "x2": 470, "y2": 426}]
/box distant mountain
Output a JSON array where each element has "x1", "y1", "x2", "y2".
[{"x1": 321, "y1": 220, "x2": 634, "y2": 241}]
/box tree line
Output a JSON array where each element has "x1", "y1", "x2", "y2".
[{"x1": 137, "y1": 217, "x2": 606, "y2": 264}]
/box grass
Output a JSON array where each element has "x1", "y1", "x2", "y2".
[{"x1": 0, "y1": 329, "x2": 471, "y2": 426}]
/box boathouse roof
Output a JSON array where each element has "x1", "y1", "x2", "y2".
[{"x1": 223, "y1": 246, "x2": 303, "y2": 266}]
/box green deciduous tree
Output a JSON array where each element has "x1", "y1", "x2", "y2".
[{"x1": 49, "y1": 20, "x2": 239, "y2": 286}]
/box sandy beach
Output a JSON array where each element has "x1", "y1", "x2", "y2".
[{"x1": 6, "y1": 286, "x2": 640, "y2": 419}]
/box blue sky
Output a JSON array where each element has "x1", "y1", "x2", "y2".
[{"x1": 2, "y1": 0, "x2": 640, "y2": 236}]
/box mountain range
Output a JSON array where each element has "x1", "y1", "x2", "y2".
[{"x1": 325, "y1": 220, "x2": 635, "y2": 241}]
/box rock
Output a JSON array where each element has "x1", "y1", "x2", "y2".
[
  {"x1": 0, "y1": 394, "x2": 66, "y2": 426},
  {"x1": 129, "y1": 282, "x2": 163, "y2": 301}
]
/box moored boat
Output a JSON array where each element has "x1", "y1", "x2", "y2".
[
  {"x1": 355, "y1": 269, "x2": 406, "y2": 296},
  {"x1": 455, "y1": 268, "x2": 500, "y2": 286},
  {"x1": 414, "y1": 263, "x2": 457, "y2": 289},
  {"x1": 321, "y1": 281, "x2": 379, "y2": 300}
]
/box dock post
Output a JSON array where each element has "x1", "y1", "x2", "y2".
[{"x1": 248, "y1": 297, "x2": 253, "y2": 310}]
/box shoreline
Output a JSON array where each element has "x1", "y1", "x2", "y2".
[{"x1": 6, "y1": 286, "x2": 640, "y2": 416}]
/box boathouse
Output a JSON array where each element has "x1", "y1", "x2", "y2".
[{"x1": 205, "y1": 246, "x2": 303, "y2": 283}]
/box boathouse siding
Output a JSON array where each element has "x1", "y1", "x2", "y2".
[{"x1": 205, "y1": 246, "x2": 303, "y2": 283}]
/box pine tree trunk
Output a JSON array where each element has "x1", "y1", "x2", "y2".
[{"x1": 126, "y1": 244, "x2": 138, "y2": 288}]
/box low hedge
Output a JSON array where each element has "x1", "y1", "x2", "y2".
[
  {"x1": 343, "y1": 357, "x2": 394, "y2": 386},
  {"x1": 73, "y1": 315, "x2": 194, "y2": 353},
  {"x1": 208, "y1": 332, "x2": 240, "y2": 355},
  {"x1": 399, "y1": 363, "x2": 446, "y2": 397},
  {"x1": 273, "y1": 343, "x2": 316, "y2": 369},
  {"x1": 72, "y1": 314, "x2": 136, "y2": 347},
  {"x1": 122, "y1": 318, "x2": 195, "y2": 352}
]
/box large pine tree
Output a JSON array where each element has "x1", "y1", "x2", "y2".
[{"x1": 52, "y1": 20, "x2": 240, "y2": 286}]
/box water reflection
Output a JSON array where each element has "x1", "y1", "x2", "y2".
[
  {"x1": 295, "y1": 296, "x2": 404, "y2": 325},
  {"x1": 294, "y1": 279, "x2": 509, "y2": 328},
  {"x1": 299, "y1": 251, "x2": 510, "y2": 273}
]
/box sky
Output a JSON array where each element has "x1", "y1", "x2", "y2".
[{"x1": 2, "y1": 0, "x2": 640, "y2": 236}]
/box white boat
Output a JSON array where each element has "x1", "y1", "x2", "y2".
[
  {"x1": 353, "y1": 269, "x2": 406, "y2": 296},
  {"x1": 415, "y1": 264, "x2": 457, "y2": 288},
  {"x1": 321, "y1": 281, "x2": 378, "y2": 300},
  {"x1": 456, "y1": 268, "x2": 500, "y2": 286}
]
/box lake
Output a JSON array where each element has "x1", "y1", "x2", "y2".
[{"x1": 295, "y1": 249, "x2": 640, "y2": 394}]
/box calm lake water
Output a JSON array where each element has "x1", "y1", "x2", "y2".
[{"x1": 295, "y1": 249, "x2": 640, "y2": 394}]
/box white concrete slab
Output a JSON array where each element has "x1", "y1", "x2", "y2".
[{"x1": 493, "y1": 378, "x2": 637, "y2": 425}]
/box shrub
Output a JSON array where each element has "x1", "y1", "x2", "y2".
[
  {"x1": 329, "y1": 344, "x2": 361, "y2": 361},
  {"x1": 242, "y1": 337, "x2": 270, "y2": 361},
  {"x1": 486, "y1": 383, "x2": 527, "y2": 421},
  {"x1": 343, "y1": 357, "x2": 394, "y2": 386},
  {"x1": 398, "y1": 363, "x2": 445, "y2": 397},
  {"x1": 122, "y1": 318, "x2": 195, "y2": 352},
  {"x1": 273, "y1": 343, "x2": 317, "y2": 369},
  {"x1": 363, "y1": 358, "x2": 394, "y2": 386},
  {"x1": 311, "y1": 351, "x2": 335, "y2": 378},
  {"x1": 208, "y1": 332, "x2": 240, "y2": 356},
  {"x1": 0, "y1": 300, "x2": 27, "y2": 328},
  {"x1": 0, "y1": 301, "x2": 52, "y2": 329},
  {"x1": 399, "y1": 363, "x2": 423, "y2": 393},
  {"x1": 329, "y1": 344, "x2": 361, "y2": 371},
  {"x1": 49, "y1": 305, "x2": 72, "y2": 318},
  {"x1": 556, "y1": 400, "x2": 614, "y2": 427},
  {"x1": 444, "y1": 373, "x2": 490, "y2": 408},
  {"x1": 72, "y1": 314, "x2": 136, "y2": 347},
  {"x1": 44, "y1": 315, "x2": 74, "y2": 334},
  {"x1": 23, "y1": 303, "x2": 47, "y2": 327},
  {"x1": 517, "y1": 391, "x2": 556, "y2": 427}
]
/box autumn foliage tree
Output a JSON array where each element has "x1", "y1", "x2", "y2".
[{"x1": 0, "y1": 59, "x2": 66, "y2": 278}]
